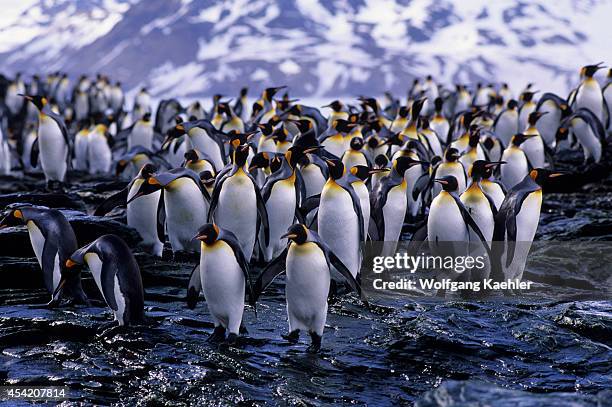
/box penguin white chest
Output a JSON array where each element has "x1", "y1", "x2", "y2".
[
  {"x1": 87, "y1": 132, "x2": 112, "y2": 174},
  {"x1": 382, "y1": 183, "x2": 407, "y2": 241},
  {"x1": 165, "y1": 178, "x2": 208, "y2": 251},
  {"x1": 84, "y1": 253, "x2": 126, "y2": 324},
  {"x1": 515, "y1": 190, "x2": 542, "y2": 243},
  {"x1": 301, "y1": 165, "x2": 326, "y2": 197},
  {"x1": 200, "y1": 241, "x2": 245, "y2": 334},
  {"x1": 264, "y1": 178, "x2": 297, "y2": 260},
  {"x1": 127, "y1": 181, "x2": 163, "y2": 256},
  {"x1": 428, "y1": 192, "x2": 468, "y2": 243},
  {"x1": 37, "y1": 115, "x2": 67, "y2": 181},
  {"x1": 285, "y1": 242, "x2": 330, "y2": 335}
]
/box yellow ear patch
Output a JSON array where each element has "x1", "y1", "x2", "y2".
[
  {"x1": 65, "y1": 259, "x2": 77, "y2": 268},
  {"x1": 13, "y1": 210, "x2": 22, "y2": 219},
  {"x1": 148, "y1": 177, "x2": 160, "y2": 185}
]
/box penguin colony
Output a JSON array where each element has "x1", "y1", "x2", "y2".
[{"x1": 0, "y1": 64, "x2": 610, "y2": 351}]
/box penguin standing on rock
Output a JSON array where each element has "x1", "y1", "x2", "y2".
[
  {"x1": 63, "y1": 235, "x2": 144, "y2": 327},
  {"x1": 187, "y1": 223, "x2": 255, "y2": 345},
  {"x1": 254, "y1": 224, "x2": 361, "y2": 352},
  {"x1": 0, "y1": 206, "x2": 88, "y2": 305},
  {"x1": 22, "y1": 95, "x2": 70, "y2": 188}
]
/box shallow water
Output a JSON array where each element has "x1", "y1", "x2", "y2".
[{"x1": 0, "y1": 153, "x2": 611, "y2": 406}]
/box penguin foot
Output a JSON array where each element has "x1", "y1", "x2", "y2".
[
  {"x1": 282, "y1": 330, "x2": 300, "y2": 344},
  {"x1": 306, "y1": 332, "x2": 322, "y2": 353},
  {"x1": 207, "y1": 326, "x2": 226, "y2": 343}
]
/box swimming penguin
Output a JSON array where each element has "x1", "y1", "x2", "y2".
[
  {"x1": 431, "y1": 147, "x2": 467, "y2": 198},
  {"x1": 557, "y1": 108, "x2": 607, "y2": 164},
  {"x1": 95, "y1": 163, "x2": 164, "y2": 257},
  {"x1": 575, "y1": 63, "x2": 606, "y2": 123},
  {"x1": 341, "y1": 136, "x2": 369, "y2": 169},
  {"x1": 187, "y1": 223, "x2": 255, "y2": 344},
  {"x1": 318, "y1": 158, "x2": 364, "y2": 277},
  {"x1": 130, "y1": 167, "x2": 210, "y2": 253},
  {"x1": 0, "y1": 206, "x2": 88, "y2": 305},
  {"x1": 208, "y1": 142, "x2": 269, "y2": 260},
  {"x1": 500, "y1": 133, "x2": 532, "y2": 189},
  {"x1": 22, "y1": 95, "x2": 70, "y2": 187},
  {"x1": 492, "y1": 169, "x2": 562, "y2": 282},
  {"x1": 253, "y1": 224, "x2": 361, "y2": 352},
  {"x1": 64, "y1": 234, "x2": 144, "y2": 326},
  {"x1": 370, "y1": 157, "x2": 426, "y2": 253},
  {"x1": 493, "y1": 99, "x2": 519, "y2": 147},
  {"x1": 127, "y1": 112, "x2": 154, "y2": 151}
]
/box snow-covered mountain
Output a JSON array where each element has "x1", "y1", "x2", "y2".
[{"x1": 0, "y1": 0, "x2": 610, "y2": 99}]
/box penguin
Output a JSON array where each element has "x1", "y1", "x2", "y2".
[
  {"x1": 319, "y1": 119, "x2": 356, "y2": 158},
  {"x1": 0, "y1": 206, "x2": 88, "y2": 305},
  {"x1": 521, "y1": 111, "x2": 549, "y2": 169},
  {"x1": 575, "y1": 63, "x2": 606, "y2": 123},
  {"x1": 482, "y1": 133, "x2": 503, "y2": 162},
  {"x1": 115, "y1": 146, "x2": 170, "y2": 180},
  {"x1": 323, "y1": 100, "x2": 349, "y2": 126},
  {"x1": 346, "y1": 165, "x2": 385, "y2": 240},
  {"x1": 431, "y1": 98, "x2": 450, "y2": 143},
  {"x1": 518, "y1": 91, "x2": 537, "y2": 132},
  {"x1": 134, "y1": 87, "x2": 151, "y2": 114},
  {"x1": 370, "y1": 154, "x2": 390, "y2": 192},
  {"x1": 419, "y1": 117, "x2": 443, "y2": 157},
  {"x1": 73, "y1": 119, "x2": 91, "y2": 171},
  {"x1": 458, "y1": 130, "x2": 486, "y2": 171},
  {"x1": 21, "y1": 124, "x2": 38, "y2": 171},
  {"x1": 109, "y1": 81, "x2": 124, "y2": 113},
  {"x1": 22, "y1": 95, "x2": 70, "y2": 186},
  {"x1": 219, "y1": 102, "x2": 245, "y2": 133},
  {"x1": 480, "y1": 164, "x2": 506, "y2": 211},
  {"x1": 390, "y1": 105, "x2": 409, "y2": 133},
  {"x1": 130, "y1": 167, "x2": 210, "y2": 253},
  {"x1": 233, "y1": 87, "x2": 249, "y2": 121},
  {"x1": 74, "y1": 89, "x2": 89, "y2": 121},
  {"x1": 208, "y1": 142, "x2": 269, "y2": 260},
  {"x1": 557, "y1": 108, "x2": 606, "y2": 163},
  {"x1": 87, "y1": 115, "x2": 114, "y2": 175},
  {"x1": 535, "y1": 93, "x2": 571, "y2": 147},
  {"x1": 318, "y1": 158, "x2": 364, "y2": 277},
  {"x1": 454, "y1": 84, "x2": 472, "y2": 114},
  {"x1": 95, "y1": 163, "x2": 164, "y2": 257},
  {"x1": 64, "y1": 234, "x2": 144, "y2": 326},
  {"x1": 128, "y1": 112, "x2": 154, "y2": 151},
  {"x1": 604, "y1": 70, "x2": 612, "y2": 134},
  {"x1": 182, "y1": 149, "x2": 216, "y2": 175},
  {"x1": 172, "y1": 118, "x2": 226, "y2": 170},
  {"x1": 341, "y1": 136, "x2": 369, "y2": 170},
  {"x1": 256, "y1": 119, "x2": 280, "y2": 154},
  {"x1": 272, "y1": 125, "x2": 293, "y2": 154},
  {"x1": 431, "y1": 147, "x2": 467, "y2": 198},
  {"x1": 493, "y1": 99, "x2": 519, "y2": 147},
  {"x1": 253, "y1": 224, "x2": 361, "y2": 352},
  {"x1": 500, "y1": 133, "x2": 533, "y2": 190},
  {"x1": 187, "y1": 223, "x2": 255, "y2": 344},
  {"x1": 258, "y1": 146, "x2": 314, "y2": 262},
  {"x1": 492, "y1": 169, "x2": 562, "y2": 282},
  {"x1": 186, "y1": 101, "x2": 206, "y2": 121},
  {"x1": 363, "y1": 131, "x2": 388, "y2": 163},
  {"x1": 200, "y1": 170, "x2": 216, "y2": 197},
  {"x1": 427, "y1": 175, "x2": 490, "y2": 263},
  {"x1": 370, "y1": 157, "x2": 426, "y2": 253}
]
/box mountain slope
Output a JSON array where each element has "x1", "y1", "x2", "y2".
[{"x1": 0, "y1": 0, "x2": 610, "y2": 98}]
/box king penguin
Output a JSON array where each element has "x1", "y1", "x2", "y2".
[
  {"x1": 64, "y1": 234, "x2": 144, "y2": 326},
  {"x1": 187, "y1": 223, "x2": 255, "y2": 345},
  {"x1": 501, "y1": 134, "x2": 532, "y2": 189},
  {"x1": 575, "y1": 63, "x2": 606, "y2": 124},
  {"x1": 0, "y1": 206, "x2": 88, "y2": 305},
  {"x1": 253, "y1": 224, "x2": 361, "y2": 352}
]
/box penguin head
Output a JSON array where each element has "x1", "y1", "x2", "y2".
[
  {"x1": 430, "y1": 155, "x2": 442, "y2": 167},
  {"x1": 334, "y1": 119, "x2": 357, "y2": 133},
  {"x1": 555, "y1": 125, "x2": 569, "y2": 143},
  {"x1": 322, "y1": 100, "x2": 343, "y2": 112},
  {"x1": 285, "y1": 145, "x2": 321, "y2": 169},
  {"x1": 397, "y1": 105, "x2": 409, "y2": 118},
  {"x1": 434, "y1": 97, "x2": 443, "y2": 113},
  {"x1": 200, "y1": 170, "x2": 216, "y2": 188},
  {"x1": 249, "y1": 152, "x2": 271, "y2": 171},
  {"x1": 366, "y1": 135, "x2": 380, "y2": 149},
  {"x1": 20, "y1": 94, "x2": 47, "y2": 110},
  {"x1": 289, "y1": 119, "x2": 313, "y2": 135},
  {"x1": 263, "y1": 86, "x2": 286, "y2": 102},
  {"x1": 394, "y1": 156, "x2": 427, "y2": 176},
  {"x1": 349, "y1": 137, "x2": 364, "y2": 151},
  {"x1": 140, "y1": 163, "x2": 157, "y2": 179},
  {"x1": 232, "y1": 143, "x2": 250, "y2": 167},
  {"x1": 251, "y1": 101, "x2": 264, "y2": 117},
  {"x1": 469, "y1": 160, "x2": 505, "y2": 181},
  {"x1": 434, "y1": 175, "x2": 459, "y2": 192},
  {"x1": 419, "y1": 117, "x2": 431, "y2": 130},
  {"x1": 528, "y1": 111, "x2": 547, "y2": 126},
  {"x1": 520, "y1": 91, "x2": 537, "y2": 103},
  {"x1": 325, "y1": 158, "x2": 345, "y2": 180},
  {"x1": 468, "y1": 130, "x2": 481, "y2": 148},
  {"x1": 374, "y1": 154, "x2": 389, "y2": 168},
  {"x1": 410, "y1": 98, "x2": 426, "y2": 121},
  {"x1": 182, "y1": 149, "x2": 200, "y2": 167},
  {"x1": 142, "y1": 112, "x2": 151, "y2": 122},
  {"x1": 240, "y1": 87, "x2": 248, "y2": 97},
  {"x1": 281, "y1": 224, "x2": 308, "y2": 245},
  {"x1": 510, "y1": 133, "x2": 531, "y2": 147},
  {"x1": 507, "y1": 99, "x2": 518, "y2": 110},
  {"x1": 444, "y1": 147, "x2": 461, "y2": 162},
  {"x1": 272, "y1": 126, "x2": 289, "y2": 143},
  {"x1": 581, "y1": 63, "x2": 605, "y2": 78},
  {"x1": 256, "y1": 122, "x2": 274, "y2": 137},
  {"x1": 0, "y1": 208, "x2": 26, "y2": 228},
  {"x1": 529, "y1": 168, "x2": 564, "y2": 185},
  {"x1": 350, "y1": 165, "x2": 388, "y2": 181},
  {"x1": 127, "y1": 173, "x2": 163, "y2": 203},
  {"x1": 194, "y1": 223, "x2": 220, "y2": 246}
]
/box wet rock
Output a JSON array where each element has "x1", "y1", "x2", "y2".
[{"x1": 0, "y1": 192, "x2": 87, "y2": 211}]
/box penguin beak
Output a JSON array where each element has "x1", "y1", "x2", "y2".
[
  {"x1": 324, "y1": 158, "x2": 336, "y2": 167},
  {"x1": 126, "y1": 191, "x2": 144, "y2": 204},
  {"x1": 18, "y1": 94, "x2": 32, "y2": 101},
  {"x1": 368, "y1": 168, "x2": 390, "y2": 175},
  {"x1": 193, "y1": 234, "x2": 207, "y2": 241},
  {"x1": 548, "y1": 172, "x2": 565, "y2": 178},
  {"x1": 485, "y1": 161, "x2": 506, "y2": 168},
  {"x1": 434, "y1": 178, "x2": 448, "y2": 185},
  {"x1": 281, "y1": 232, "x2": 297, "y2": 240},
  {"x1": 303, "y1": 146, "x2": 323, "y2": 154}
]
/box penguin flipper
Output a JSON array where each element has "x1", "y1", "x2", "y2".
[
  {"x1": 156, "y1": 190, "x2": 166, "y2": 244},
  {"x1": 412, "y1": 172, "x2": 431, "y2": 202},
  {"x1": 101, "y1": 261, "x2": 119, "y2": 311},
  {"x1": 186, "y1": 263, "x2": 201, "y2": 309},
  {"x1": 253, "y1": 180, "x2": 270, "y2": 246},
  {"x1": 299, "y1": 194, "x2": 321, "y2": 218},
  {"x1": 325, "y1": 247, "x2": 361, "y2": 297},
  {"x1": 94, "y1": 187, "x2": 128, "y2": 216},
  {"x1": 41, "y1": 240, "x2": 59, "y2": 294},
  {"x1": 450, "y1": 193, "x2": 492, "y2": 258},
  {"x1": 337, "y1": 177, "x2": 365, "y2": 242},
  {"x1": 218, "y1": 230, "x2": 255, "y2": 307},
  {"x1": 207, "y1": 176, "x2": 225, "y2": 223},
  {"x1": 253, "y1": 248, "x2": 288, "y2": 302},
  {"x1": 30, "y1": 137, "x2": 39, "y2": 168}
]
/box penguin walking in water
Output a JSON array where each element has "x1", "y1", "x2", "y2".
[
  {"x1": 370, "y1": 157, "x2": 425, "y2": 254},
  {"x1": 0, "y1": 206, "x2": 88, "y2": 305},
  {"x1": 318, "y1": 158, "x2": 364, "y2": 277},
  {"x1": 253, "y1": 224, "x2": 361, "y2": 352},
  {"x1": 187, "y1": 223, "x2": 255, "y2": 345},
  {"x1": 95, "y1": 163, "x2": 164, "y2": 257},
  {"x1": 208, "y1": 142, "x2": 269, "y2": 261},
  {"x1": 130, "y1": 168, "x2": 210, "y2": 254},
  {"x1": 501, "y1": 134, "x2": 532, "y2": 190},
  {"x1": 492, "y1": 169, "x2": 562, "y2": 282},
  {"x1": 22, "y1": 95, "x2": 70, "y2": 188},
  {"x1": 63, "y1": 235, "x2": 144, "y2": 327}
]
